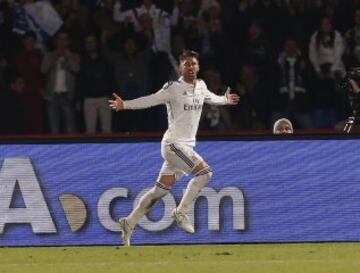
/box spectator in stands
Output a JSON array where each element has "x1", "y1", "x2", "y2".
[
  {"x1": 232, "y1": 64, "x2": 268, "y2": 130},
  {"x1": 283, "y1": 0, "x2": 308, "y2": 43},
  {"x1": 200, "y1": 67, "x2": 232, "y2": 130},
  {"x1": 10, "y1": 31, "x2": 44, "y2": 133},
  {"x1": 174, "y1": 0, "x2": 201, "y2": 38},
  {"x1": 79, "y1": 32, "x2": 113, "y2": 133},
  {"x1": 55, "y1": 0, "x2": 89, "y2": 51},
  {"x1": 318, "y1": 1, "x2": 350, "y2": 31},
  {"x1": 102, "y1": 30, "x2": 152, "y2": 99},
  {"x1": 187, "y1": 3, "x2": 229, "y2": 76},
  {"x1": 12, "y1": 0, "x2": 63, "y2": 52},
  {"x1": 102, "y1": 30, "x2": 152, "y2": 131},
  {"x1": 3, "y1": 0, "x2": 360, "y2": 134},
  {"x1": 344, "y1": 8, "x2": 360, "y2": 68},
  {"x1": 241, "y1": 20, "x2": 273, "y2": 78},
  {"x1": 92, "y1": 0, "x2": 119, "y2": 34},
  {"x1": 251, "y1": 0, "x2": 289, "y2": 50},
  {"x1": 229, "y1": 0, "x2": 255, "y2": 46},
  {"x1": 41, "y1": 30, "x2": 80, "y2": 134},
  {"x1": 309, "y1": 16, "x2": 345, "y2": 128},
  {"x1": 0, "y1": 73, "x2": 26, "y2": 134},
  {"x1": 273, "y1": 118, "x2": 294, "y2": 134},
  {"x1": 114, "y1": 0, "x2": 174, "y2": 54},
  {"x1": 271, "y1": 38, "x2": 313, "y2": 129}
]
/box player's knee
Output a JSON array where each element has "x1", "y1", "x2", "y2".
[
  {"x1": 195, "y1": 166, "x2": 213, "y2": 182},
  {"x1": 192, "y1": 161, "x2": 209, "y2": 175},
  {"x1": 158, "y1": 174, "x2": 176, "y2": 188},
  {"x1": 206, "y1": 170, "x2": 213, "y2": 180},
  {"x1": 203, "y1": 169, "x2": 213, "y2": 182}
]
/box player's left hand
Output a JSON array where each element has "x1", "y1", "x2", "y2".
[
  {"x1": 225, "y1": 87, "x2": 240, "y2": 105},
  {"x1": 108, "y1": 93, "x2": 124, "y2": 111}
]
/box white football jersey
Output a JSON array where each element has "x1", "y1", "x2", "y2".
[{"x1": 123, "y1": 77, "x2": 227, "y2": 146}]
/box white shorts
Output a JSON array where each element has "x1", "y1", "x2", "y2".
[{"x1": 158, "y1": 142, "x2": 204, "y2": 180}]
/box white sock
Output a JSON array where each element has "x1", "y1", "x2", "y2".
[
  {"x1": 126, "y1": 183, "x2": 170, "y2": 228},
  {"x1": 177, "y1": 167, "x2": 213, "y2": 214}
]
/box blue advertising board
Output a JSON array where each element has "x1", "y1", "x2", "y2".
[{"x1": 1, "y1": 139, "x2": 360, "y2": 246}]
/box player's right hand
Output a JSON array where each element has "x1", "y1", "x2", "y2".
[
  {"x1": 108, "y1": 93, "x2": 124, "y2": 111},
  {"x1": 225, "y1": 87, "x2": 240, "y2": 105}
]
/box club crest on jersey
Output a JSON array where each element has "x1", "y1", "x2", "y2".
[{"x1": 182, "y1": 91, "x2": 188, "y2": 95}]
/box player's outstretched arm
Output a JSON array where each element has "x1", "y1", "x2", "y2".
[
  {"x1": 204, "y1": 86, "x2": 240, "y2": 106},
  {"x1": 225, "y1": 87, "x2": 240, "y2": 105},
  {"x1": 108, "y1": 87, "x2": 171, "y2": 111},
  {"x1": 108, "y1": 93, "x2": 124, "y2": 111}
]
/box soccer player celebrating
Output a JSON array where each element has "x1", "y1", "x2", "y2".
[{"x1": 108, "y1": 50, "x2": 240, "y2": 246}]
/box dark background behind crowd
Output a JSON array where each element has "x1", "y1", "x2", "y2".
[{"x1": 0, "y1": 0, "x2": 360, "y2": 135}]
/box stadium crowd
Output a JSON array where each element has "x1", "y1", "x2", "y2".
[{"x1": 0, "y1": 0, "x2": 359, "y2": 134}]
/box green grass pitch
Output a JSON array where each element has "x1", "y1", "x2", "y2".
[{"x1": 0, "y1": 243, "x2": 359, "y2": 273}]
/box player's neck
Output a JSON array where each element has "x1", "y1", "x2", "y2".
[{"x1": 182, "y1": 76, "x2": 196, "y2": 85}]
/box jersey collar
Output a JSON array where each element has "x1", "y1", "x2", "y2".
[{"x1": 179, "y1": 77, "x2": 197, "y2": 87}]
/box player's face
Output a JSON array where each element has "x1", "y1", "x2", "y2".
[
  {"x1": 274, "y1": 122, "x2": 293, "y2": 135},
  {"x1": 179, "y1": 57, "x2": 200, "y2": 83}
]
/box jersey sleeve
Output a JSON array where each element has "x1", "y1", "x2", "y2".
[
  {"x1": 123, "y1": 84, "x2": 172, "y2": 110},
  {"x1": 203, "y1": 85, "x2": 227, "y2": 106}
]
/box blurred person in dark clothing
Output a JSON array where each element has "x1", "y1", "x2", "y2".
[
  {"x1": 283, "y1": 0, "x2": 309, "y2": 44},
  {"x1": 92, "y1": 0, "x2": 119, "y2": 34},
  {"x1": 200, "y1": 67, "x2": 232, "y2": 130},
  {"x1": 102, "y1": 30, "x2": 153, "y2": 131},
  {"x1": 308, "y1": 16, "x2": 345, "y2": 128},
  {"x1": 10, "y1": 31, "x2": 44, "y2": 133},
  {"x1": 306, "y1": 0, "x2": 353, "y2": 34},
  {"x1": 232, "y1": 64, "x2": 268, "y2": 130},
  {"x1": 227, "y1": 0, "x2": 255, "y2": 46},
  {"x1": 271, "y1": 38, "x2": 313, "y2": 129},
  {"x1": 190, "y1": 1, "x2": 222, "y2": 54},
  {"x1": 187, "y1": 17, "x2": 214, "y2": 67},
  {"x1": 55, "y1": 0, "x2": 89, "y2": 52},
  {"x1": 173, "y1": 0, "x2": 201, "y2": 30},
  {"x1": 251, "y1": 0, "x2": 289, "y2": 50},
  {"x1": 79, "y1": 33, "x2": 113, "y2": 133},
  {"x1": 187, "y1": 5, "x2": 233, "y2": 83},
  {"x1": 344, "y1": 8, "x2": 360, "y2": 68},
  {"x1": 0, "y1": 74, "x2": 26, "y2": 134},
  {"x1": 102, "y1": 30, "x2": 152, "y2": 101},
  {"x1": 240, "y1": 20, "x2": 273, "y2": 78},
  {"x1": 208, "y1": 15, "x2": 237, "y2": 85},
  {"x1": 41, "y1": 30, "x2": 80, "y2": 134}
]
